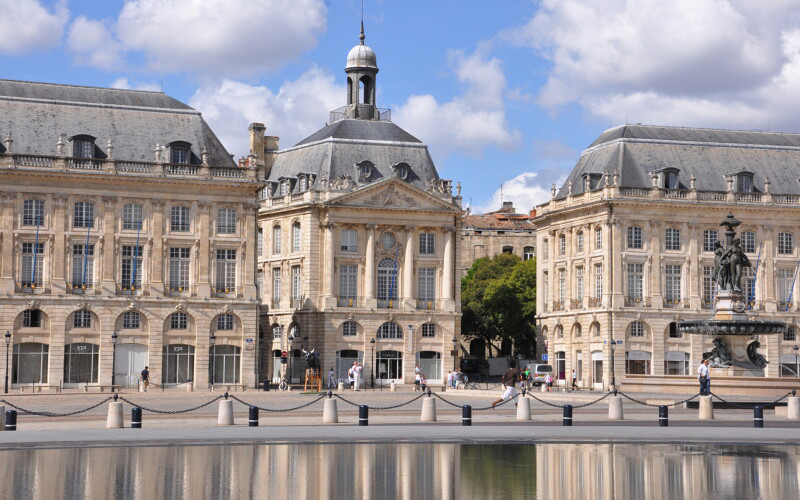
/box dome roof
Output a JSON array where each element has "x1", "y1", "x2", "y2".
[{"x1": 346, "y1": 43, "x2": 378, "y2": 70}]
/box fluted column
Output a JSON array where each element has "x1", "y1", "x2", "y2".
[
  {"x1": 364, "y1": 224, "x2": 376, "y2": 308},
  {"x1": 403, "y1": 225, "x2": 415, "y2": 307},
  {"x1": 442, "y1": 226, "x2": 455, "y2": 309},
  {"x1": 323, "y1": 221, "x2": 336, "y2": 308}
]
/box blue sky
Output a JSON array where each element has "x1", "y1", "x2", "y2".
[{"x1": 3, "y1": 1, "x2": 800, "y2": 212}]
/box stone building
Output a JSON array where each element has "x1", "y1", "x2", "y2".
[
  {"x1": 252, "y1": 27, "x2": 463, "y2": 386},
  {"x1": 460, "y1": 201, "x2": 536, "y2": 275},
  {"x1": 0, "y1": 80, "x2": 261, "y2": 390},
  {"x1": 535, "y1": 124, "x2": 800, "y2": 394}
]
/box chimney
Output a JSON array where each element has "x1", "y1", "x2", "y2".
[
  {"x1": 248, "y1": 123, "x2": 266, "y2": 161},
  {"x1": 501, "y1": 201, "x2": 514, "y2": 212},
  {"x1": 529, "y1": 208, "x2": 536, "y2": 218}
]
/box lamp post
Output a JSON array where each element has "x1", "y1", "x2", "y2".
[
  {"x1": 4, "y1": 331, "x2": 11, "y2": 394},
  {"x1": 452, "y1": 336, "x2": 458, "y2": 372},
  {"x1": 288, "y1": 332, "x2": 295, "y2": 387},
  {"x1": 209, "y1": 333, "x2": 217, "y2": 389},
  {"x1": 610, "y1": 341, "x2": 616, "y2": 391},
  {"x1": 794, "y1": 345, "x2": 799, "y2": 378},
  {"x1": 111, "y1": 332, "x2": 118, "y2": 387},
  {"x1": 370, "y1": 338, "x2": 376, "y2": 390}
]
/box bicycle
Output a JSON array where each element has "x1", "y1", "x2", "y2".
[{"x1": 278, "y1": 377, "x2": 288, "y2": 391}]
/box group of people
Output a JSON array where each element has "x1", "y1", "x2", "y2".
[
  {"x1": 326, "y1": 361, "x2": 364, "y2": 391},
  {"x1": 414, "y1": 365, "x2": 428, "y2": 391},
  {"x1": 445, "y1": 369, "x2": 468, "y2": 390}
]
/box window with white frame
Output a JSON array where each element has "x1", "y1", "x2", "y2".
[
  {"x1": 340, "y1": 229, "x2": 357, "y2": 252},
  {"x1": 72, "y1": 244, "x2": 94, "y2": 287},
  {"x1": 737, "y1": 174, "x2": 753, "y2": 193},
  {"x1": 273, "y1": 325, "x2": 282, "y2": 339},
  {"x1": 626, "y1": 263, "x2": 643, "y2": 300},
  {"x1": 422, "y1": 323, "x2": 436, "y2": 338},
  {"x1": 74, "y1": 201, "x2": 94, "y2": 228},
  {"x1": 256, "y1": 269, "x2": 263, "y2": 298},
  {"x1": 272, "y1": 268, "x2": 281, "y2": 306},
  {"x1": 171, "y1": 146, "x2": 189, "y2": 165},
  {"x1": 377, "y1": 258, "x2": 398, "y2": 302},
  {"x1": 744, "y1": 267, "x2": 755, "y2": 302},
  {"x1": 542, "y1": 239, "x2": 549, "y2": 261},
  {"x1": 21, "y1": 242, "x2": 44, "y2": 286},
  {"x1": 23, "y1": 309, "x2": 42, "y2": 328},
  {"x1": 291, "y1": 266, "x2": 301, "y2": 304},
  {"x1": 419, "y1": 233, "x2": 435, "y2": 254},
  {"x1": 169, "y1": 247, "x2": 190, "y2": 291},
  {"x1": 123, "y1": 311, "x2": 140, "y2": 329},
  {"x1": 703, "y1": 266, "x2": 715, "y2": 306},
  {"x1": 23, "y1": 200, "x2": 44, "y2": 226},
  {"x1": 575, "y1": 266, "x2": 584, "y2": 302},
  {"x1": 558, "y1": 235, "x2": 566, "y2": 255},
  {"x1": 703, "y1": 230, "x2": 718, "y2": 252},
  {"x1": 120, "y1": 246, "x2": 143, "y2": 291},
  {"x1": 418, "y1": 267, "x2": 436, "y2": 302},
  {"x1": 523, "y1": 246, "x2": 534, "y2": 261},
  {"x1": 257, "y1": 228, "x2": 263, "y2": 256},
  {"x1": 292, "y1": 222, "x2": 301, "y2": 252},
  {"x1": 171, "y1": 206, "x2": 190, "y2": 232},
  {"x1": 543, "y1": 272, "x2": 549, "y2": 304},
  {"x1": 298, "y1": 176, "x2": 307, "y2": 192},
  {"x1": 627, "y1": 226, "x2": 643, "y2": 249},
  {"x1": 594, "y1": 264, "x2": 602, "y2": 299},
  {"x1": 339, "y1": 264, "x2": 357, "y2": 299},
  {"x1": 123, "y1": 204, "x2": 143, "y2": 231},
  {"x1": 216, "y1": 249, "x2": 236, "y2": 291},
  {"x1": 595, "y1": 227, "x2": 602, "y2": 250},
  {"x1": 558, "y1": 269, "x2": 566, "y2": 303},
  {"x1": 217, "y1": 314, "x2": 234, "y2": 330},
  {"x1": 664, "y1": 264, "x2": 682, "y2": 302},
  {"x1": 576, "y1": 231, "x2": 584, "y2": 253},
  {"x1": 779, "y1": 232, "x2": 793, "y2": 254},
  {"x1": 778, "y1": 268, "x2": 794, "y2": 306},
  {"x1": 217, "y1": 209, "x2": 236, "y2": 234},
  {"x1": 272, "y1": 226, "x2": 282, "y2": 254},
  {"x1": 73, "y1": 139, "x2": 94, "y2": 159},
  {"x1": 377, "y1": 322, "x2": 403, "y2": 339},
  {"x1": 170, "y1": 312, "x2": 187, "y2": 330},
  {"x1": 742, "y1": 231, "x2": 756, "y2": 253},
  {"x1": 665, "y1": 228, "x2": 680, "y2": 251},
  {"x1": 74, "y1": 310, "x2": 92, "y2": 328},
  {"x1": 342, "y1": 321, "x2": 358, "y2": 337},
  {"x1": 630, "y1": 321, "x2": 645, "y2": 337}
]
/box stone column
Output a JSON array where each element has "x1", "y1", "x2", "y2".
[
  {"x1": 364, "y1": 224, "x2": 376, "y2": 308},
  {"x1": 0, "y1": 194, "x2": 15, "y2": 293},
  {"x1": 322, "y1": 221, "x2": 336, "y2": 308},
  {"x1": 402, "y1": 225, "x2": 415, "y2": 307},
  {"x1": 51, "y1": 194, "x2": 67, "y2": 292},
  {"x1": 442, "y1": 226, "x2": 455, "y2": 310},
  {"x1": 650, "y1": 221, "x2": 663, "y2": 306},
  {"x1": 197, "y1": 202, "x2": 211, "y2": 297},
  {"x1": 151, "y1": 200, "x2": 164, "y2": 294},
  {"x1": 102, "y1": 197, "x2": 116, "y2": 295}
]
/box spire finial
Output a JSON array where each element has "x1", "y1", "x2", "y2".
[{"x1": 360, "y1": 20, "x2": 365, "y2": 44}]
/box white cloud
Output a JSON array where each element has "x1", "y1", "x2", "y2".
[
  {"x1": 66, "y1": 0, "x2": 326, "y2": 76},
  {"x1": 511, "y1": 0, "x2": 800, "y2": 130},
  {"x1": 189, "y1": 67, "x2": 343, "y2": 158},
  {"x1": 67, "y1": 17, "x2": 123, "y2": 70},
  {"x1": 393, "y1": 49, "x2": 522, "y2": 157},
  {"x1": 0, "y1": 0, "x2": 68, "y2": 55},
  {"x1": 110, "y1": 77, "x2": 160, "y2": 92},
  {"x1": 475, "y1": 172, "x2": 552, "y2": 214}
]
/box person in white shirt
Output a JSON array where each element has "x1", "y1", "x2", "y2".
[
  {"x1": 697, "y1": 359, "x2": 710, "y2": 395},
  {"x1": 353, "y1": 362, "x2": 362, "y2": 391},
  {"x1": 446, "y1": 371, "x2": 453, "y2": 389}
]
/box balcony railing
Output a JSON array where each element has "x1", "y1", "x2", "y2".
[
  {"x1": 166, "y1": 285, "x2": 191, "y2": 296},
  {"x1": 337, "y1": 296, "x2": 361, "y2": 308},
  {"x1": 778, "y1": 301, "x2": 795, "y2": 311},
  {"x1": 377, "y1": 298, "x2": 398, "y2": 309},
  {"x1": 417, "y1": 299, "x2": 437, "y2": 310},
  {"x1": 67, "y1": 282, "x2": 99, "y2": 295},
  {"x1": 663, "y1": 298, "x2": 684, "y2": 308},
  {"x1": 16, "y1": 155, "x2": 52, "y2": 167},
  {"x1": 570, "y1": 298, "x2": 583, "y2": 310},
  {"x1": 291, "y1": 297, "x2": 303, "y2": 309},
  {"x1": 588, "y1": 297, "x2": 602, "y2": 308},
  {"x1": 551, "y1": 301, "x2": 564, "y2": 312},
  {"x1": 16, "y1": 282, "x2": 45, "y2": 294},
  {"x1": 118, "y1": 285, "x2": 144, "y2": 296},
  {"x1": 118, "y1": 161, "x2": 153, "y2": 173},
  {"x1": 329, "y1": 105, "x2": 392, "y2": 122},
  {"x1": 701, "y1": 299, "x2": 715, "y2": 309},
  {"x1": 663, "y1": 189, "x2": 688, "y2": 199},
  {"x1": 624, "y1": 296, "x2": 650, "y2": 307},
  {"x1": 166, "y1": 164, "x2": 198, "y2": 176},
  {"x1": 214, "y1": 286, "x2": 238, "y2": 298},
  {"x1": 68, "y1": 159, "x2": 102, "y2": 170}
]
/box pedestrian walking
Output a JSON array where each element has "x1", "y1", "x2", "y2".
[
  {"x1": 446, "y1": 371, "x2": 453, "y2": 389},
  {"x1": 328, "y1": 367, "x2": 335, "y2": 389},
  {"x1": 140, "y1": 366, "x2": 149, "y2": 392},
  {"x1": 697, "y1": 359, "x2": 711, "y2": 395},
  {"x1": 491, "y1": 360, "x2": 520, "y2": 408},
  {"x1": 544, "y1": 372, "x2": 553, "y2": 392},
  {"x1": 571, "y1": 370, "x2": 578, "y2": 390},
  {"x1": 353, "y1": 361, "x2": 362, "y2": 391}
]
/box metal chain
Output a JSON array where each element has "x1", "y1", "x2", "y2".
[
  {"x1": 229, "y1": 394, "x2": 325, "y2": 412},
  {"x1": 526, "y1": 391, "x2": 612, "y2": 409},
  {"x1": 118, "y1": 395, "x2": 223, "y2": 414},
  {"x1": 618, "y1": 391, "x2": 701, "y2": 408},
  {"x1": 473, "y1": 394, "x2": 517, "y2": 411},
  {"x1": 0, "y1": 397, "x2": 113, "y2": 417},
  {"x1": 333, "y1": 392, "x2": 427, "y2": 410},
  {"x1": 710, "y1": 391, "x2": 792, "y2": 409},
  {"x1": 431, "y1": 392, "x2": 463, "y2": 408}
]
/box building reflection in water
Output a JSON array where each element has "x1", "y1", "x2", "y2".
[{"x1": 0, "y1": 443, "x2": 797, "y2": 499}]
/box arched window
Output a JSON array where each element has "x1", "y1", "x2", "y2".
[
  {"x1": 572, "y1": 324, "x2": 582, "y2": 338},
  {"x1": 629, "y1": 321, "x2": 645, "y2": 337},
  {"x1": 421, "y1": 323, "x2": 436, "y2": 338},
  {"x1": 71, "y1": 135, "x2": 96, "y2": 159},
  {"x1": 123, "y1": 311, "x2": 140, "y2": 329},
  {"x1": 555, "y1": 324, "x2": 563, "y2": 339},
  {"x1": 217, "y1": 314, "x2": 234, "y2": 330},
  {"x1": 377, "y1": 322, "x2": 403, "y2": 339},
  {"x1": 377, "y1": 258, "x2": 398, "y2": 306},
  {"x1": 73, "y1": 310, "x2": 92, "y2": 328},
  {"x1": 590, "y1": 322, "x2": 600, "y2": 337},
  {"x1": 502, "y1": 246, "x2": 514, "y2": 254},
  {"x1": 22, "y1": 309, "x2": 42, "y2": 328},
  {"x1": 342, "y1": 321, "x2": 358, "y2": 337},
  {"x1": 272, "y1": 325, "x2": 282, "y2": 339},
  {"x1": 523, "y1": 246, "x2": 534, "y2": 261},
  {"x1": 170, "y1": 312, "x2": 188, "y2": 330}
]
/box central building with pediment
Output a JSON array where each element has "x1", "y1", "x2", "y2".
[{"x1": 252, "y1": 26, "x2": 463, "y2": 386}]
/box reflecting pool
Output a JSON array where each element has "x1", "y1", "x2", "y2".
[{"x1": 0, "y1": 443, "x2": 798, "y2": 499}]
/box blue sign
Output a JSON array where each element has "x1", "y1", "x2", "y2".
[{"x1": 541, "y1": 354, "x2": 548, "y2": 361}]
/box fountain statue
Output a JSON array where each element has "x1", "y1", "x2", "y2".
[{"x1": 679, "y1": 214, "x2": 786, "y2": 375}]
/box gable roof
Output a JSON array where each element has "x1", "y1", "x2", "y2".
[{"x1": 326, "y1": 176, "x2": 460, "y2": 212}]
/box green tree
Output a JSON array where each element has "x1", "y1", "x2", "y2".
[{"x1": 461, "y1": 253, "x2": 537, "y2": 357}]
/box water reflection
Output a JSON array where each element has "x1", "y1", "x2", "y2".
[{"x1": 0, "y1": 443, "x2": 797, "y2": 499}]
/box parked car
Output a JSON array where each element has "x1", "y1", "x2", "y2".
[
  {"x1": 524, "y1": 364, "x2": 553, "y2": 386},
  {"x1": 461, "y1": 358, "x2": 482, "y2": 374}
]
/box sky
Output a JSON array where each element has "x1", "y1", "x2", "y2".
[{"x1": 3, "y1": 0, "x2": 800, "y2": 213}]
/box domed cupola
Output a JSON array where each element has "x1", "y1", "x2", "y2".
[{"x1": 345, "y1": 22, "x2": 379, "y2": 120}]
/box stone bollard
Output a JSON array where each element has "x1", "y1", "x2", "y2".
[
  {"x1": 516, "y1": 396, "x2": 531, "y2": 420},
  {"x1": 337, "y1": 382, "x2": 345, "y2": 393},
  {"x1": 540, "y1": 384, "x2": 547, "y2": 393},
  {"x1": 699, "y1": 396, "x2": 714, "y2": 420},
  {"x1": 323, "y1": 393, "x2": 338, "y2": 424},
  {"x1": 0, "y1": 405, "x2": 4, "y2": 431},
  {"x1": 106, "y1": 402, "x2": 124, "y2": 428},
  {"x1": 787, "y1": 397, "x2": 800, "y2": 420},
  {"x1": 218, "y1": 399, "x2": 234, "y2": 426},
  {"x1": 659, "y1": 405, "x2": 669, "y2": 427},
  {"x1": 186, "y1": 383, "x2": 193, "y2": 392},
  {"x1": 390, "y1": 381, "x2": 396, "y2": 392},
  {"x1": 421, "y1": 396, "x2": 437, "y2": 422},
  {"x1": 608, "y1": 396, "x2": 624, "y2": 420}
]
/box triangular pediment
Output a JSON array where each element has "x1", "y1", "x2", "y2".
[{"x1": 326, "y1": 178, "x2": 459, "y2": 212}]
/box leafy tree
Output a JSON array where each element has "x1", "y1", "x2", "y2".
[{"x1": 461, "y1": 253, "x2": 537, "y2": 357}]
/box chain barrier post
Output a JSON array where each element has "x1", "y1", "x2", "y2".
[
  {"x1": 218, "y1": 398, "x2": 234, "y2": 425},
  {"x1": 788, "y1": 392, "x2": 800, "y2": 420},
  {"x1": 516, "y1": 395, "x2": 531, "y2": 420},
  {"x1": 106, "y1": 400, "x2": 124, "y2": 429},
  {"x1": 562, "y1": 404, "x2": 572, "y2": 426},
  {"x1": 323, "y1": 392, "x2": 339, "y2": 424},
  {"x1": 699, "y1": 395, "x2": 714, "y2": 420},
  {"x1": 608, "y1": 395, "x2": 624, "y2": 420},
  {"x1": 248, "y1": 406, "x2": 259, "y2": 427},
  {"x1": 358, "y1": 405, "x2": 368, "y2": 426},
  {"x1": 659, "y1": 405, "x2": 668, "y2": 427},
  {"x1": 754, "y1": 405, "x2": 764, "y2": 428},
  {"x1": 131, "y1": 407, "x2": 142, "y2": 429},
  {"x1": 0, "y1": 404, "x2": 4, "y2": 431},
  {"x1": 421, "y1": 390, "x2": 437, "y2": 422},
  {"x1": 462, "y1": 405, "x2": 472, "y2": 426},
  {"x1": 5, "y1": 410, "x2": 16, "y2": 431}
]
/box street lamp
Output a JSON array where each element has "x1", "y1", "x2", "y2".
[
  {"x1": 288, "y1": 332, "x2": 295, "y2": 388},
  {"x1": 610, "y1": 341, "x2": 617, "y2": 391},
  {"x1": 452, "y1": 336, "x2": 458, "y2": 372},
  {"x1": 4, "y1": 331, "x2": 11, "y2": 394},
  {"x1": 111, "y1": 332, "x2": 118, "y2": 388},
  {"x1": 794, "y1": 345, "x2": 799, "y2": 378},
  {"x1": 370, "y1": 338, "x2": 376, "y2": 390},
  {"x1": 209, "y1": 333, "x2": 217, "y2": 389}
]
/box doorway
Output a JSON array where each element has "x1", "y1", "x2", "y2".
[{"x1": 114, "y1": 344, "x2": 147, "y2": 388}]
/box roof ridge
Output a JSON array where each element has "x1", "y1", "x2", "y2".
[
  {"x1": 0, "y1": 78, "x2": 165, "y2": 95},
  {"x1": 605, "y1": 122, "x2": 800, "y2": 137}
]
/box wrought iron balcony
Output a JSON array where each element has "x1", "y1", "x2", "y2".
[
  {"x1": 624, "y1": 296, "x2": 650, "y2": 307},
  {"x1": 337, "y1": 296, "x2": 361, "y2": 308},
  {"x1": 377, "y1": 298, "x2": 398, "y2": 309},
  {"x1": 417, "y1": 299, "x2": 437, "y2": 310}
]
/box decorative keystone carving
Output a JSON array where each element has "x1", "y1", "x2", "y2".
[
  {"x1": 27, "y1": 300, "x2": 40, "y2": 310},
  {"x1": 175, "y1": 303, "x2": 186, "y2": 312}
]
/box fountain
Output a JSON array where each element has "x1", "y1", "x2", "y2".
[{"x1": 678, "y1": 214, "x2": 786, "y2": 376}]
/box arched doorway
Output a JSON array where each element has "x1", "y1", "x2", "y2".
[{"x1": 114, "y1": 344, "x2": 148, "y2": 387}]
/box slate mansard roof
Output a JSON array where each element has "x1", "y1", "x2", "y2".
[
  {"x1": 556, "y1": 124, "x2": 800, "y2": 199},
  {"x1": 0, "y1": 79, "x2": 235, "y2": 166},
  {"x1": 268, "y1": 118, "x2": 442, "y2": 192}
]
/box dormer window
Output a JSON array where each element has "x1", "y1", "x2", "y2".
[
  {"x1": 737, "y1": 173, "x2": 753, "y2": 193},
  {"x1": 167, "y1": 141, "x2": 192, "y2": 164},
  {"x1": 356, "y1": 160, "x2": 374, "y2": 181},
  {"x1": 392, "y1": 162, "x2": 411, "y2": 180},
  {"x1": 279, "y1": 180, "x2": 288, "y2": 196},
  {"x1": 658, "y1": 168, "x2": 680, "y2": 189},
  {"x1": 70, "y1": 135, "x2": 97, "y2": 159},
  {"x1": 298, "y1": 175, "x2": 308, "y2": 192}
]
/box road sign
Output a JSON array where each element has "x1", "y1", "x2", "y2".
[
  {"x1": 281, "y1": 350, "x2": 288, "y2": 357},
  {"x1": 541, "y1": 354, "x2": 549, "y2": 361}
]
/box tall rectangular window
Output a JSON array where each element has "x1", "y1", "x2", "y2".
[
  {"x1": 703, "y1": 266, "x2": 715, "y2": 306},
  {"x1": 23, "y1": 200, "x2": 44, "y2": 226},
  {"x1": 171, "y1": 206, "x2": 190, "y2": 232},
  {"x1": 339, "y1": 264, "x2": 358, "y2": 298},
  {"x1": 272, "y1": 268, "x2": 281, "y2": 306},
  {"x1": 169, "y1": 247, "x2": 190, "y2": 290},
  {"x1": 543, "y1": 272, "x2": 549, "y2": 303},
  {"x1": 256, "y1": 269, "x2": 264, "y2": 298},
  {"x1": 418, "y1": 267, "x2": 436, "y2": 302},
  {"x1": 742, "y1": 231, "x2": 756, "y2": 253},
  {"x1": 171, "y1": 147, "x2": 189, "y2": 165},
  {"x1": 665, "y1": 228, "x2": 680, "y2": 251},
  {"x1": 559, "y1": 235, "x2": 566, "y2": 255},
  {"x1": 21, "y1": 242, "x2": 44, "y2": 286},
  {"x1": 594, "y1": 264, "x2": 603, "y2": 299},
  {"x1": 703, "y1": 230, "x2": 718, "y2": 252},
  {"x1": 575, "y1": 266, "x2": 584, "y2": 302},
  {"x1": 626, "y1": 263, "x2": 643, "y2": 300},
  {"x1": 257, "y1": 228, "x2": 263, "y2": 256},
  {"x1": 74, "y1": 201, "x2": 94, "y2": 228},
  {"x1": 744, "y1": 267, "x2": 755, "y2": 302},
  {"x1": 627, "y1": 226, "x2": 643, "y2": 249},
  {"x1": 217, "y1": 209, "x2": 236, "y2": 234},
  {"x1": 340, "y1": 229, "x2": 357, "y2": 252},
  {"x1": 664, "y1": 264, "x2": 682, "y2": 302},
  {"x1": 779, "y1": 232, "x2": 793, "y2": 254},
  {"x1": 121, "y1": 245, "x2": 143, "y2": 289},
  {"x1": 123, "y1": 204, "x2": 143, "y2": 230},
  {"x1": 73, "y1": 139, "x2": 93, "y2": 159},
  {"x1": 419, "y1": 233, "x2": 435, "y2": 254},
  {"x1": 542, "y1": 240, "x2": 549, "y2": 261},
  {"x1": 576, "y1": 232, "x2": 584, "y2": 254},
  {"x1": 216, "y1": 249, "x2": 236, "y2": 291},
  {"x1": 72, "y1": 244, "x2": 94, "y2": 286},
  {"x1": 291, "y1": 266, "x2": 301, "y2": 304},
  {"x1": 558, "y1": 269, "x2": 566, "y2": 303},
  {"x1": 595, "y1": 227, "x2": 602, "y2": 250},
  {"x1": 523, "y1": 246, "x2": 534, "y2": 260},
  {"x1": 272, "y1": 226, "x2": 282, "y2": 254},
  {"x1": 778, "y1": 268, "x2": 794, "y2": 305},
  {"x1": 292, "y1": 222, "x2": 301, "y2": 252}
]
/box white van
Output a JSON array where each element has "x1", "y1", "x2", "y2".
[{"x1": 524, "y1": 364, "x2": 553, "y2": 386}]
